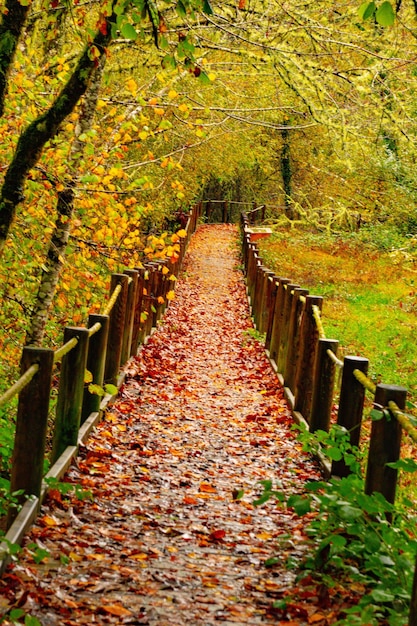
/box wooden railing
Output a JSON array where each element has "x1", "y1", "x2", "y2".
[
  {"x1": 0, "y1": 203, "x2": 201, "y2": 571},
  {"x1": 241, "y1": 209, "x2": 417, "y2": 625}
]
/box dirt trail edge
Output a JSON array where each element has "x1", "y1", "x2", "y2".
[{"x1": 1, "y1": 225, "x2": 323, "y2": 625}]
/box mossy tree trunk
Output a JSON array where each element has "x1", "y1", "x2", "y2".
[
  {"x1": 0, "y1": 0, "x2": 31, "y2": 116},
  {"x1": 25, "y1": 58, "x2": 106, "y2": 346},
  {"x1": 0, "y1": 1, "x2": 118, "y2": 258}
]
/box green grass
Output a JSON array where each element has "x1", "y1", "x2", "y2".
[{"x1": 258, "y1": 226, "x2": 417, "y2": 405}]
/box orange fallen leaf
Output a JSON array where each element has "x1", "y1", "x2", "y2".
[
  {"x1": 309, "y1": 614, "x2": 327, "y2": 624},
  {"x1": 183, "y1": 496, "x2": 198, "y2": 505},
  {"x1": 102, "y1": 604, "x2": 132, "y2": 617},
  {"x1": 199, "y1": 483, "x2": 217, "y2": 493}
]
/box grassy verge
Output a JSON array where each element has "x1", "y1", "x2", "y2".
[{"x1": 258, "y1": 226, "x2": 417, "y2": 403}]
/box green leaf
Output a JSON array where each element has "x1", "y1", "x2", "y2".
[
  {"x1": 386, "y1": 458, "x2": 417, "y2": 472},
  {"x1": 104, "y1": 384, "x2": 118, "y2": 396},
  {"x1": 202, "y1": 0, "x2": 214, "y2": 14},
  {"x1": 88, "y1": 383, "x2": 105, "y2": 397},
  {"x1": 339, "y1": 504, "x2": 363, "y2": 520},
  {"x1": 25, "y1": 616, "x2": 42, "y2": 626},
  {"x1": 121, "y1": 22, "x2": 138, "y2": 40},
  {"x1": 264, "y1": 556, "x2": 280, "y2": 567},
  {"x1": 176, "y1": 0, "x2": 187, "y2": 17},
  {"x1": 376, "y1": 1, "x2": 395, "y2": 25},
  {"x1": 370, "y1": 408, "x2": 384, "y2": 421},
  {"x1": 253, "y1": 492, "x2": 272, "y2": 506},
  {"x1": 158, "y1": 119, "x2": 173, "y2": 130},
  {"x1": 162, "y1": 55, "x2": 176, "y2": 69},
  {"x1": 329, "y1": 533, "x2": 347, "y2": 548},
  {"x1": 358, "y1": 1, "x2": 376, "y2": 20},
  {"x1": 198, "y1": 71, "x2": 211, "y2": 85},
  {"x1": 370, "y1": 587, "x2": 395, "y2": 602},
  {"x1": 259, "y1": 479, "x2": 273, "y2": 491},
  {"x1": 287, "y1": 495, "x2": 311, "y2": 516},
  {"x1": 326, "y1": 446, "x2": 343, "y2": 461}
]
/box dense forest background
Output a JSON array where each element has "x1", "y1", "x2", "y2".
[{"x1": 0, "y1": 0, "x2": 416, "y2": 386}]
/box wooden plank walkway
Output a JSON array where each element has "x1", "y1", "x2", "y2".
[{"x1": 0, "y1": 225, "x2": 321, "y2": 625}]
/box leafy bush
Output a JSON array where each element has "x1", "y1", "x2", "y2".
[{"x1": 255, "y1": 425, "x2": 417, "y2": 625}]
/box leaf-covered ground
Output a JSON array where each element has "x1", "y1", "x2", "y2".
[{"x1": 1, "y1": 225, "x2": 334, "y2": 625}]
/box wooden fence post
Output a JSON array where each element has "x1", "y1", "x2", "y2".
[
  {"x1": 104, "y1": 273, "x2": 129, "y2": 386},
  {"x1": 277, "y1": 283, "x2": 299, "y2": 374},
  {"x1": 269, "y1": 278, "x2": 291, "y2": 367},
  {"x1": 365, "y1": 383, "x2": 407, "y2": 505},
  {"x1": 265, "y1": 276, "x2": 278, "y2": 352},
  {"x1": 8, "y1": 347, "x2": 54, "y2": 525},
  {"x1": 81, "y1": 314, "x2": 109, "y2": 423},
  {"x1": 284, "y1": 287, "x2": 308, "y2": 393},
  {"x1": 131, "y1": 267, "x2": 145, "y2": 355},
  {"x1": 259, "y1": 270, "x2": 275, "y2": 337},
  {"x1": 122, "y1": 269, "x2": 138, "y2": 365},
  {"x1": 52, "y1": 326, "x2": 90, "y2": 462},
  {"x1": 310, "y1": 338, "x2": 339, "y2": 433},
  {"x1": 331, "y1": 356, "x2": 369, "y2": 477},
  {"x1": 293, "y1": 295, "x2": 323, "y2": 422}
]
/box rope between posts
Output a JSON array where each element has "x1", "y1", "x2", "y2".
[
  {"x1": 88, "y1": 322, "x2": 102, "y2": 337},
  {"x1": 327, "y1": 349, "x2": 344, "y2": 369},
  {"x1": 53, "y1": 337, "x2": 78, "y2": 364},
  {"x1": 0, "y1": 363, "x2": 40, "y2": 408},
  {"x1": 353, "y1": 368, "x2": 377, "y2": 395},
  {"x1": 312, "y1": 304, "x2": 326, "y2": 340},
  {"x1": 103, "y1": 284, "x2": 122, "y2": 316},
  {"x1": 388, "y1": 401, "x2": 417, "y2": 443}
]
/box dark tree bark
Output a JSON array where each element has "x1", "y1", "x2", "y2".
[
  {"x1": 281, "y1": 122, "x2": 293, "y2": 219},
  {"x1": 0, "y1": 1, "x2": 118, "y2": 257},
  {"x1": 0, "y1": 0, "x2": 31, "y2": 116}
]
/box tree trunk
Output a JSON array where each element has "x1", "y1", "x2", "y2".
[
  {"x1": 25, "y1": 58, "x2": 106, "y2": 346},
  {"x1": 0, "y1": 2, "x2": 118, "y2": 257},
  {"x1": 0, "y1": 0, "x2": 31, "y2": 116},
  {"x1": 281, "y1": 122, "x2": 293, "y2": 219}
]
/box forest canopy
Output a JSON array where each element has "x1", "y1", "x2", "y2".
[{"x1": 0, "y1": 0, "x2": 416, "y2": 381}]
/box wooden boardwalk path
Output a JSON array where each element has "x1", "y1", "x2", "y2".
[{"x1": 0, "y1": 225, "x2": 320, "y2": 625}]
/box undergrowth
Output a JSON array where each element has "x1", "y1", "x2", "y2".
[{"x1": 255, "y1": 424, "x2": 417, "y2": 625}]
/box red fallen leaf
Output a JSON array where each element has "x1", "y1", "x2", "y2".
[{"x1": 209, "y1": 529, "x2": 226, "y2": 541}]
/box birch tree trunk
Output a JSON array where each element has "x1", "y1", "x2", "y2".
[{"x1": 25, "y1": 58, "x2": 106, "y2": 346}]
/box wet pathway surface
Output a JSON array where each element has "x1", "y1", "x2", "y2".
[{"x1": 0, "y1": 225, "x2": 320, "y2": 625}]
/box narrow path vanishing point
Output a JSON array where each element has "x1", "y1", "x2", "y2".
[{"x1": 1, "y1": 225, "x2": 322, "y2": 625}]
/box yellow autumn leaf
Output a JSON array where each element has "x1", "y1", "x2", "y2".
[
  {"x1": 177, "y1": 229, "x2": 187, "y2": 238},
  {"x1": 168, "y1": 89, "x2": 178, "y2": 100},
  {"x1": 154, "y1": 108, "x2": 165, "y2": 116},
  {"x1": 178, "y1": 103, "x2": 189, "y2": 112},
  {"x1": 162, "y1": 266, "x2": 169, "y2": 274},
  {"x1": 126, "y1": 78, "x2": 137, "y2": 94},
  {"x1": 166, "y1": 290, "x2": 175, "y2": 301}
]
